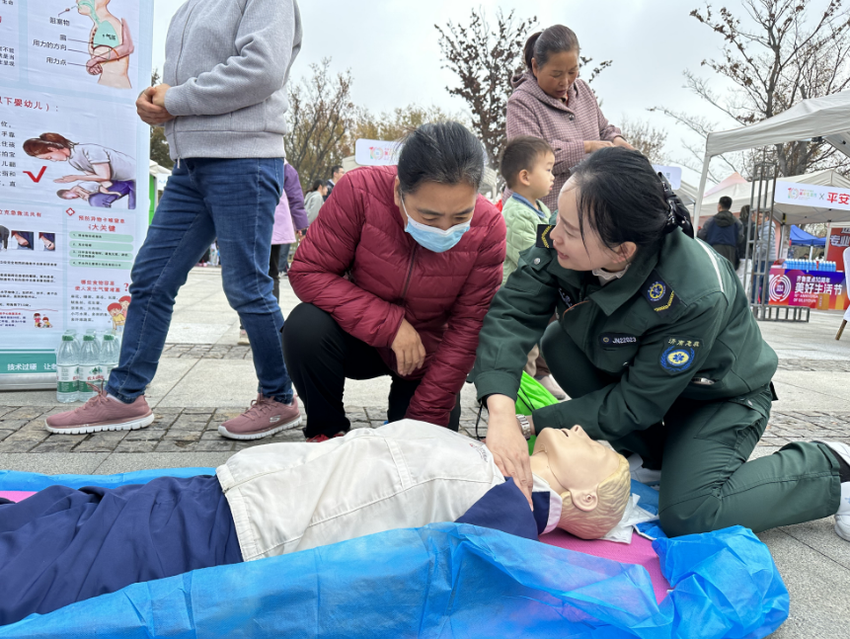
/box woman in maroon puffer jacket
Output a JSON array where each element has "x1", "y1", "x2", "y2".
[{"x1": 284, "y1": 123, "x2": 506, "y2": 441}]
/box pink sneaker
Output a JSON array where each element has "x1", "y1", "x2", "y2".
[
  {"x1": 45, "y1": 389, "x2": 154, "y2": 434},
  {"x1": 218, "y1": 395, "x2": 301, "y2": 440}
]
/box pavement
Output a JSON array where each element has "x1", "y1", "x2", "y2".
[{"x1": 1, "y1": 266, "x2": 849, "y2": 637}]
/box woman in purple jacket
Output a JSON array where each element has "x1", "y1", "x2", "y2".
[{"x1": 506, "y1": 25, "x2": 633, "y2": 212}]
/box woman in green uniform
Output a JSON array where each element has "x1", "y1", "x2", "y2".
[{"x1": 472, "y1": 147, "x2": 850, "y2": 540}]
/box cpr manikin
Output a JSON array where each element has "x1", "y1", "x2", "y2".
[
  {"x1": 530, "y1": 425, "x2": 631, "y2": 539},
  {"x1": 0, "y1": 421, "x2": 630, "y2": 624}
]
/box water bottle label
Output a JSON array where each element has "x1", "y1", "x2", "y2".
[
  {"x1": 57, "y1": 365, "x2": 78, "y2": 393},
  {"x1": 84, "y1": 365, "x2": 104, "y2": 389}
]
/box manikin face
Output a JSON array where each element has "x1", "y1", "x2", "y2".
[
  {"x1": 532, "y1": 50, "x2": 580, "y2": 101},
  {"x1": 530, "y1": 425, "x2": 621, "y2": 511},
  {"x1": 551, "y1": 178, "x2": 635, "y2": 272},
  {"x1": 394, "y1": 178, "x2": 476, "y2": 232}
]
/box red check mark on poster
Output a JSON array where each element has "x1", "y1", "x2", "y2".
[{"x1": 23, "y1": 166, "x2": 47, "y2": 183}]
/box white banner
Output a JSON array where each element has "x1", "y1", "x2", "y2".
[
  {"x1": 775, "y1": 181, "x2": 850, "y2": 211},
  {"x1": 355, "y1": 138, "x2": 402, "y2": 166},
  {"x1": 0, "y1": 0, "x2": 153, "y2": 383}
]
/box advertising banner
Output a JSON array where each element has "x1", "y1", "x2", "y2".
[
  {"x1": 0, "y1": 1, "x2": 153, "y2": 388},
  {"x1": 826, "y1": 226, "x2": 850, "y2": 268},
  {"x1": 774, "y1": 181, "x2": 850, "y2": 211},
  {"x1": 354, "y1": 138, "x2": 401, "y2": 166},
  {"x1": 769, "y1": 266, "x2": 849, "y2": 311}
]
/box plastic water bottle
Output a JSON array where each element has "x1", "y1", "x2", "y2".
[
  {"x1": 78, "y1": 334, "x2": 102, "y2": 400},
  {"x1": 56, "y1": 333, "x2": 80, "y2": 403},
  {"x1": 100, "y1": 333, "x2": 120, "y2": 390}
]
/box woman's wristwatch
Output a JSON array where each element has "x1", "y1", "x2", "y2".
[{"x1": 516, "y1": 414, "x2": 532, "y2": 440}]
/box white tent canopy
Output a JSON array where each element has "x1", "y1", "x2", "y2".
[
  {"x1": 695, "y1": 90, "x2": 850, "y2": 226},
  {"x1": 698, "y1": 169, "x2": 850, "y2": 225}
]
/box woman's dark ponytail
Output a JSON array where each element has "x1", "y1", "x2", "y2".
[{"x1": 523, "y1": 32, "x2": 543, "y2": 71}]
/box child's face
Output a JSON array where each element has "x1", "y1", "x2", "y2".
[{"x1": 524, "y1": 152, "x2": 555, "y2": 201}]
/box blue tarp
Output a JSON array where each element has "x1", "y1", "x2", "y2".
[
  {"x1": 0, "y1": 470, "x2": 789, "y2": 638},
  {"x1": 789, "y1": 225, "x2": 826, "y2": 247}
]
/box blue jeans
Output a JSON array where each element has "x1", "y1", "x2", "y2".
[{"x1": 107, "y1": 158, "x2": 294, "y2": 404}]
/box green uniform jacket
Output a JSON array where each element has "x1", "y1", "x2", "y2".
[
  {"x1": 472, "y1": 228, "x2": 778, "y2": 441},
  {"x1": 502, "y1": 195, "x2": 551, "y2": 286}
]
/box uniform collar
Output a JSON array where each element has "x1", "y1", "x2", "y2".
[
  {"x1": 547, "y1": 243, "x2": 661, "y2": 316},
  {"x1": 588, "y1": 248, "x2": 660, "y2": 316}
]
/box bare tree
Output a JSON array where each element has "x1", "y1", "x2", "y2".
[
  {"x1": 343, "y1": 104, "x2": 466, "y2": 158},
  {"x1": 148, "y1": 70, "x2": 173, "y2": 170},
  {"x1": 618, "y1": 116, "x2": 669, "y2": 164},
  {"x1": 285, "y1": 59, "x2": 356, "y2": 189},
  {"x1": 435, "y1": 9, "x2": 537, "y2": 167},
  {"x1": 653, "y1": 0, "x2": 850, "y2": 180},
  {"x1": 436, "y1": 10, "x2": 613, "y2": 168}
]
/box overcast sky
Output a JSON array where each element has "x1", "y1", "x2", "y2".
[{"x1": 151, "y1": 0, "x2": 745, "y2": 185}]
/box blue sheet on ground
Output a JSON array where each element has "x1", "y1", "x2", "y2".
[{"x1": 0, "y1": 470, "x2": 789, "y2": 638}]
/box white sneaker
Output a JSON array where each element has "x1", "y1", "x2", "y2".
[
  {"x1": 824, "y1": 441, "x2": 850, "y2": 541},
  {"x1": 238, "y1": 329, "x2": 250, "y2": 346},
  {"x1": 535, "y1": 374, "x2": 567, "y2": 400}
]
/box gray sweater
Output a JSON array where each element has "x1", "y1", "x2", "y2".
[{"x1": 162, "y1": 0, "x2": 302, "y2": 160}]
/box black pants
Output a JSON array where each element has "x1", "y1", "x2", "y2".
[{"x1": 283, "y1": 303, "x2": 461, "y2": 438}]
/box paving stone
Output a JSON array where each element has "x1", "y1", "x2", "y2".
[
  {"x1": 2, "y1": 407, "x2": 48, "y2": 420},
  {"x1": 193, "y1": 439, "x2": 235, "y2": 452},
  {"x1": 74, "y1": 432, "x2": 129, "y2": 453},
  {"x1": 170, "y1": 415, "x2": 212, "y2": 430},
  {"x1": 0, "y1": 438, "x2": 41, "y2": 453},
  {"x1": 113, "y1": 439, "x2": 160, "y2": 453},
  {"x1": 32, "y1": 436, "x2": 81, "y2": 453},
  {"x1": 0, "y1": 429, "x2": 13, "y2": 442},
  {"x1": 155, "y1": 439, "x2": 200, "y2": 452},
  {"x1": 183, "y1": 407, "x2": 217, "y2": 414}
]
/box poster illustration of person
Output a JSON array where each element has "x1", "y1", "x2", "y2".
[
  {"x1": 75, "y1": 0, "x2": 134, "y2": 89},
  {"x1": 107, "y1": 302, "x2": 125, "y2": 330},
  {"x1": 23, "y1": 133, "x2": 136, "y2": 209}
]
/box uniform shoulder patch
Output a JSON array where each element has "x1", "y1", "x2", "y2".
[
  {"x1": 642, "y1": 271, "x2": 679, "y2": 314},
  {"x1": 660, "y1": 337, "x2": 702, "y2": 375},
  {"x1": 536, "y1": 224, "x2": 555, "y2": 249}
]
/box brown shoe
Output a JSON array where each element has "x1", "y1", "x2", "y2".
[
  {"x1": 218, "y1": 395, "x2": 301, "y2": 440},
  {"x1": 45, "y1": 388, "x2": 154, "y2": 435}
]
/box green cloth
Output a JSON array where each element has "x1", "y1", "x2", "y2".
[
  {"x1": 515, "y1": 372, "x2": 557, "y2": 456},
  {"x1": 472, "y1": 228, "x2": 841, "y2": 535},
  {"x1": 502, "y1": 195, "x2": 551, "y2": 286}
]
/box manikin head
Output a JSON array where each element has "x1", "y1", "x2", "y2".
[{"x1": 530, "y1": 425, "x2": 630, "y2": 539}]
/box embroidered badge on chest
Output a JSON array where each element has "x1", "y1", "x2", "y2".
[
  {"x1": 536, "y1": 224, "x2": 555, "y2": 249},
  {"x1": 660, "y1": 337, "x2": 701, "y2": 375},
  {"x1": 643, "y1": 273, "x2": 679, "y2": 314}
]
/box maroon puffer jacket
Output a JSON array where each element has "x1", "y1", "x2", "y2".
[{"x1": 289, "y1": 165, "x2": 506, "y2": 427}]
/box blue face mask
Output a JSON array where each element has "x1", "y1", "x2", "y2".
[{"x1": 401, "y1": 197, "x2": 472, "y2": 253}]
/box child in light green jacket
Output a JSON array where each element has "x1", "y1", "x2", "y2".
[
  {"x1": 499, "y1": 137, "x2": 565, "y2": 399},
  {"x1": 500, "y1": 137, "x2": 555, "y2": 285}
]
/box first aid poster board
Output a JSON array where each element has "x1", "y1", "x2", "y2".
[{"x1": 0, "y1": 0, "x2": 153, "y2": 388}]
